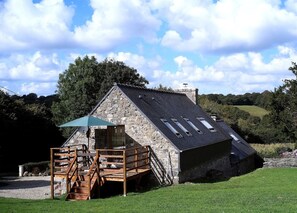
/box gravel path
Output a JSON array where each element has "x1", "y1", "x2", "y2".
[{"x1": 0, "y1": 176, "x2": 63, "y2": 200}]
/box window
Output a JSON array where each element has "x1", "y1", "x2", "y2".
[
  {"x1": 161, "y1": 119, "x2": 183, "y2": 138},
  {"x1": 197, "y1": 117, "x2": 216, "y2": 132},
  {"x1": 183, "y1": 118, "x2": 203, "y2": 134},
  {"x1": 229, "y1": 133, "x2": 240, "y2": 141},
  {"x1": 172, "y1": 119, "x2": 192, "y2": 136}
]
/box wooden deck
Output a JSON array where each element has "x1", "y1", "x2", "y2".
[
  {"x1": 50, "y1": 145, "x2": 151, "y2": 200},
  {"x1": 101, "y1": 168, "x2": 151, "y2": 181}
]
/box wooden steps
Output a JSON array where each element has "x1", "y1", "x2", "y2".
[
  {"x1": 66, "y1": 179, "x2": 95, "y2": 201},
  {"x1": 51, "y1": 145, "x2": 151, "y2": 200}
]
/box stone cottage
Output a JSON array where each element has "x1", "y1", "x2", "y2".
[{"x1": 64, "y1": 84, "x2": 259, "y2": 184}]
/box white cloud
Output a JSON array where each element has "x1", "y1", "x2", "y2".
[
  {"x1": 0, "y1": 51, "x2": 65, "y2": 81},
  {"x1": 74, "y1": 0, "x2": 161, "y2": 51},
  {"x1": 158, "y1": 0, "x2": 297, "y2": 53},
  {"x1": 0, "y1": 0, "x2": 74, "y2": 51},
  {"x1": 149, "y1": 45, "x2": 297, "y2": 94},
  {"x1": 107, "y1": 51, "x2": 162, "y2": 77},
  {"x1": 285, "y1": 0, "x2": 297, "y2": 14},
  {"x1": 20, "y1": 82, "x2": 56, "y2": 95}
]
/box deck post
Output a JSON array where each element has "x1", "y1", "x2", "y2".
[
  {"x1": 123, "y1": 150, "x2": 127, "y2": 197},
  {"x1": 135, "y1": 148, "x2": 138, "y2": 173},
  {"x1": 96, "y1": 149, "x2": 101, "y2": 198},
  {"x1": 146, "y1": 146, "x2": 149, "y2": 169},
  {"x1": 50, "y1": 148, "x2": 54, "y2": 199}
]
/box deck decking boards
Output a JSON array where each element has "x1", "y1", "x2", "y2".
[{"x1": 50, "y1": 145, "x2": 151, "y2": 200}]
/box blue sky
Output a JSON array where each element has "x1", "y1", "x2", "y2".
[{"x1": 1, "y1": 0, "x2": 297, "y2": 96}]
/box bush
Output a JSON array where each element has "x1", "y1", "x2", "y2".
[
  {"x1": 251, "y1": 143, "x2": 295, "y2": 158},
  {"x1": 23, "y1": 161, "x2": 50, "y2": 175}
]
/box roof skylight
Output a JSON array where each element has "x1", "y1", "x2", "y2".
[
  {"x1": 229, "y1": 133, "x2": 240, "y2": 141},
  {"x1": 183, "y1": 118, "x2": 203, "y2": 134},
  {"x1": 161, "y1": 119, "x2": 183, "y2": 138},
  {"x1": 197, "y1": 117, "x2": 216, "y2": 132},
  {"x1": 172, "y1": 119, "x2": 192, "y2": 136}
]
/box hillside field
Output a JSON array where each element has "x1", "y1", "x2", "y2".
[
  {"x1": 235, "y1": 105, "x2": 269, "y2": 118},
  {"x1": 1, "y1": 168, "x2": 297, "y2": 212}
]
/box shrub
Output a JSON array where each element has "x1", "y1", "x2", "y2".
[
  {"x1": 23, "y1": 161, "x2": 50, "y2": 175},
  {"x1": 251, "y1": 143, "x2": 295, "y2": 158}
]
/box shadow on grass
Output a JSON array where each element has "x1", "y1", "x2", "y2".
[{"x1": 97, "y1": 173, "x2": 163, "y2": 199}]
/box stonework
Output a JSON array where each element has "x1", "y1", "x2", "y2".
[
  {"x1": 264, "y1": 158, "x2": 297, "y2": 168},
  {"x1": 92, "y1": 87, "x2": 179, "y2": 185},
  {"x1": 63, "y1": 86, "x2": 250, "y2": 185},
  {"x1": 175, "y1": 88, "x2": 198, "y2": 104}
]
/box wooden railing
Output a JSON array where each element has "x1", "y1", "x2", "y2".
[
  {"x1": 66, "y1": 149, "x2": 78, "y2": 194},
  {"x1": 50, "y1": 144, "x2": 88, "y2": 199},
  {"x1": 97, "y1": 145, "x2": 150, "y2": 174},
  {"x1": 97, "y1": 145, "x2": 150, "y2": 196},
  {"x1": 51, "y1": 145, "x2": 150, "y2": 199},
  {"x1": 86, "y1": 149, "x2": 101, "y2": 199}
]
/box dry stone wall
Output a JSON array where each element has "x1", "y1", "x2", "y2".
[{"x1": 264, "y1": 158, "x2": 297, "y2": 168}]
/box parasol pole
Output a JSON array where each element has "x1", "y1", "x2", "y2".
[{"x1": 86, "y1": 127, "x2": 90, "y2": 150}]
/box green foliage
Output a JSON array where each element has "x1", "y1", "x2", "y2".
[
  {"x1": 198, "y1": 96, "x2": 250, "y2": 126},
  {"x1": 1, "y1": 168, "x2": 297, "y2": 212},
  {"x1": 198, "y1": 96, "x2": 264, "y2": 143},
  {"x1": 153, "y1": 84, "x2": 174, "y2": 92},
  {"x1": 267, "y1": 62, "x2": 297, "y2": 144},
  {"x1": 199, "y1": 90, "x2": 273, "y2": 109},
  {"x1": 52, "y1": 56, "x2": 148, "y2": 137},
  {"x1": 23, "y1": 161, "x2": 50, "y2": 174},
  {"x1": 235, "y1": 105, "x2": 269, "y2": 119},
  {"x1": 251, "y1": 143, "x2": 295, "y2": 158},
  {"x1": 0, "y1": 91, "x2": 65, "y2": 172}
]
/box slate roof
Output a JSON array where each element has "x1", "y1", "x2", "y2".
[
  {"x1": 216, "y1": 119, "x2": 256, "y2": 160},
  {"x1": 117, "y1": 84, "x2": 231, "y2": 152}
]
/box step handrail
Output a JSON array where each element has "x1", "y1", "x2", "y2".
[
  {"x1": 86, "y1": 150, "x2": 100, "y2": 199},
  {"x1": 66, "y1": 149, "x2": 78, "y2": 194}
]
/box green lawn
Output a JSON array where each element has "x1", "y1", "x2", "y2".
[
  {"x1": 1, "y1": 168, "x2": 297, "y2": 212},
  {"x1": 235, "y1": 105, "x2": 269, "y2": 118}
]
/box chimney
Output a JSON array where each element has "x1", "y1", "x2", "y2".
[{"x1": 175, "y1": 88, "x2": 199, "y2": 105}]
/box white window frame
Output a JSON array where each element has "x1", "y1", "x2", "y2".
[
  {"x1": 197, "y1": 117, "x2": 216, "y2": 132},
  {"x1": 183, "y1": 118, "x2": 203, "y2": 134},
  {"x1": 172, "y1": 119, "x2": 192, "y2": 136},
  {"x1": 161, "y1": 119, "x2": 183, "y2": 138},
  {"x1": 229, "y1": 133, "x2": 240, "y2": 141}
]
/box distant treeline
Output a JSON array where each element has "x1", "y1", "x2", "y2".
[
  {"x1": 199, "y1": 90, "x2": 272, "y2": 109},
  {"x1": 199, "y1": 88, "x2": 296, "y2": 146}
]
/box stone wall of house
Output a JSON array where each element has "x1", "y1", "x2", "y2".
[
  {"x1": 92, "y1": 87, "x2": 179, "y2": 185},
  {"x1": 178, "y1": 155, "x2": 231, "y2": 183},
  {"x1": 63, "y1": 128, "x2": 90, "y2": 148}
]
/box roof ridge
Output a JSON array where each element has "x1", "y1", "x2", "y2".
[{"x1": 115, "y1": 83, "x2": 186, "y2": 96}]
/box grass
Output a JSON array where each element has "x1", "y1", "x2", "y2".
[
  {"x1": 235, "y1": 105, "x2": 269, "y2": 118},
  {"x1": 251, "y1": 143, "x2": 296, "y2": 158},
  {"x1": 1, "y1": 168, "x2": 297, "y2": 212}
]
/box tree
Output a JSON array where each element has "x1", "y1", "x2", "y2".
[
  {"x1": 268, "y1": 62, "x2": 297, "y2": 143},
  {"x1": 52, "y1": 56, "x2": 148, "y2": 136},
  {"x1": 0, "y1": 91, "x2": 65, "y2": 172},
  {"x1": 153, "y1": 84, "x2": 174, "y2": 92}
]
